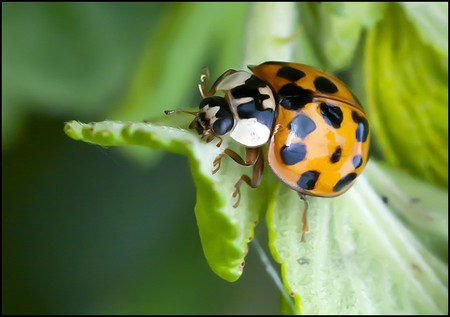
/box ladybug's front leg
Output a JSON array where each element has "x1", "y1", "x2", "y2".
[
  {"x1": 213, "y1": 147, "x2": 264, "y2": 208},
  {"x1": 199, "y1": 68, "x2": 237, "y2": 98}
]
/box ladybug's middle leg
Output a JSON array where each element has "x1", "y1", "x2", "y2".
[
  {"x1": 213, "y1": 146, "x2": 260, "y2": 174},
  {"x1": 217, "y1": 147, "x2": 264, "y2": 208}
]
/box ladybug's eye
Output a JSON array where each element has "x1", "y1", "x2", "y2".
[
  {"x1": 213, "y1": 115, "x2": 234, "y2": 135},
  {"x1": 199, "y1": 96, "x2": 234, "y2": 136}
]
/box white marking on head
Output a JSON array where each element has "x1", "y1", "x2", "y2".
[
  {"x1": 230, "y1": 118, "x2": 271, "y2": 147},
  {"x1": 201, "y1": 104, "x2": 220, "y2": 125}
]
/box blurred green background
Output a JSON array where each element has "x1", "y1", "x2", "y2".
[{"x1": 2, "y1": 2, "x2": 279, "y2": 314}]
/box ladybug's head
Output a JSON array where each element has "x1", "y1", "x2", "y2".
[{"x1": 190, "y1": 96, "x2": 234, "y2": 138}]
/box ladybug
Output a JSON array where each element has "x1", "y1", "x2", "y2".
[{"x1": 165, "y1": 61, "x2": 370, "y2": 241}]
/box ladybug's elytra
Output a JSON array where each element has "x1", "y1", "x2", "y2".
[{"x1": 166, "y1": 61, "x2": 370, "y2": 241}]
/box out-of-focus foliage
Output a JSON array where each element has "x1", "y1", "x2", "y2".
[
  {"x1": 365, "y1": 3, "x2": 448, "y2": 187},
  {"x1": 298, "y1": 2, "x2": 388, "y2": 70},
  {"x1": 111, "y1": 2, "x2": 248, "y2": 121},
  {"x1": 2, "y1": 3, "x2": 165, "y2": 147}
]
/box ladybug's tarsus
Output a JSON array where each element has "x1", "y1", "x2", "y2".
[
  {"x1": 212, "y1": 153, "x2": 225, "y2": 174},
  {"x1": 232, "y1": 181, "x2": 242, "y2": 208},
  {"x1": 215, "y1": 136, "x2": 223, "y2": 148},
  {"x1": 232, "y1": 174, "x2": 255, "y2": 208}
]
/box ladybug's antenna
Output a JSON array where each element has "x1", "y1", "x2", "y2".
[
  {"x1": 164, "y1": 109, "x2": 198, "y2": 116},
  {"x1": 298, "y1": 193, "x2": 309, "y2": 242}
]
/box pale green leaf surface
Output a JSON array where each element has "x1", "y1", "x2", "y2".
[
  {"x1": 64, "y1": 119, "x2": 269, "y2": 282},
  {"x1": 365, "y1": 162, "x2": 448, "y2": 261},
  {"x1": 267, "y1": 160, "x2": 448, "y2": 314}
]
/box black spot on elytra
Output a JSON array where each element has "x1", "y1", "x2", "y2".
[
  {"x1": 320, "y1": 102, "x2": 343, "y2": 129},
  {"x1": 352, "y1": 111, "x2": 369, "y2": 142},
  {"x1": 237, "y1": 101, "x2": 274, "y2": 128},
  {"x1": 314, "y1": 76, "x2": 338, "y2": 94},
  {"x1": 333, "y1": 173, "x2": 357, "y2": 192},
  {"x1": 288, "y1": 114, "x2": 316, "y2": 139},
  {"x1": 276, "y1": 66, "x2": 306, "y2": 82},
  {"x1": 278, "y1": 84, "x2": 314, "y2": 110},
  {"x1": 352, "y1": 154, "x2": 363, "y2": 168},
  {"x1": 280, "y1": 143, "x2": 307, "y2": 165},
  {"x1": 297, "y1": 171, "x2": 320, "y2": 190},
  {"x1": 330, "y1": 146, "x2": 342, "y2": 163}
]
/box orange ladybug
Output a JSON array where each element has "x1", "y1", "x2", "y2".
[{"x1": 166, "y1": 61, "x2": 370, "y2": 241}]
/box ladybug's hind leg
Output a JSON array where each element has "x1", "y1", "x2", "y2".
[
  {"x1": 214, "y1": 147, "x2": 264, "y2": 208},
  {"x1": 298, "y1": 193, "x2": 309, "y2": 242}
]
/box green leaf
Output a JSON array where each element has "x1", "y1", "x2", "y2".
[
  {"x1": 64, "y1": 117, "x2": 448, "y2": 314},
  {"x1": 64, "y1": 119, "x2": 269, "y2": 282},
  {"x1": 364, "y1": 3, "x2": 448, "y2": 188},
  {"x1": 267, "y1": 160, "x2": 448, "y2": 314}
]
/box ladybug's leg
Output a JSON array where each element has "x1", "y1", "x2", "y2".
[
  {"x1": 198, "y1": 67, "x2": 211, "y2": 97},
  {"x1": 199, "y1": 69, "x2": 237, "y2": 98},
  {"x1": 298, "y1": 193, "x2": 309, "y2": 242},
  {"x1": 213, "y1": 147, "x2": 259, "y2": 174},
  {"x1": 204, "y1": 133, "x2": 223, "y2": 148},
  {"x1": 212, "y1": 147, "x2": 264, "y2": 207},
  {"x1": 229, "y1": 147, "x2": 264, "y2": 208}
]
